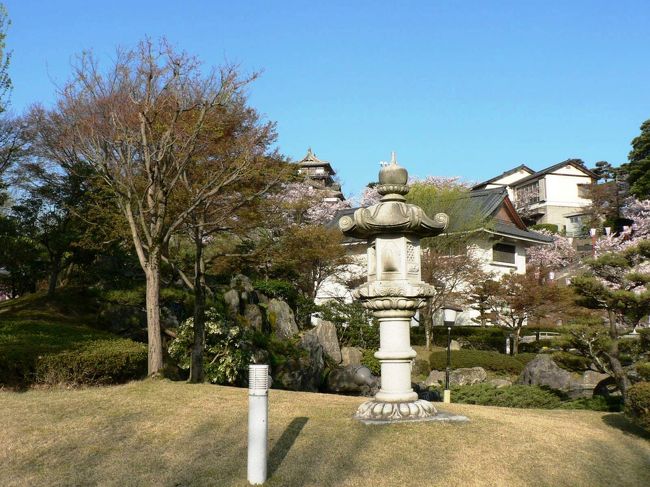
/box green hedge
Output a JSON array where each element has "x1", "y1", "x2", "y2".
[
  {"x1": 626, "y1": 381, "x2": 650, "y2": 431},
  {"x1": 451, "y1": 383, "x2": 562, "y2": 409},
  {"x1": 35, "y1": 339, "x2": 147, "y2": 386},
  {"x1": 429, "y1": 350, "x2": 526, "y2": 374}
]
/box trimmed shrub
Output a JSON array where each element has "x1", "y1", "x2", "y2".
[
  {"x1": 625, "y1": 381, "x2": 650, "y2": 431},
  {"x1": 35, "y1": 339, "x2": 147, "y2": 386},
  {"x1": 451, "y1": 383, "x2": 562, "y2": 409},
  {"x1": 552, "y1": 351, "x2": 592, "y2": 372},
  {"x1": 559, "y1": 395, "x2": 622, "y2": 412},
  {"x1": 361, "y1": 349, "x2": 381, "y2": 375},
  {"x1": 253, "y1": 279, "x2": 298, "y2": 307},
  {"x1": 424, "y1": 327, "x2": 508, "y2": 351},
  {"x1": 637, "y1": 362, "x2": 650, "y2": 381},
  {"x1": 516, "y1": 353, "x2": 539, "y2": 366},
  {"x1": 429, "y1": 350, "x2": 525, "y2": 374},
  {"x1": 639, "y1": 328, "x2": 650, "y2": 353}
]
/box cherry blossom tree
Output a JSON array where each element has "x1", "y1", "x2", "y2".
[
  {"x1": 270, "y1": 181, "x2": 349, "y2": 225},
  {"x1": 526, "y1": 229, "x2": 577, "y2": 270},
  {"x1": 595, "y1": 198, "x2": 650, "y2": 255}
]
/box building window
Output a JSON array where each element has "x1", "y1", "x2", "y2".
[
  {"x1": 515, "y1": 182, "x2": 540, "y2": 206},
  {"x1": 492, "y1": 243, "x2": 516, "y2": 264}
]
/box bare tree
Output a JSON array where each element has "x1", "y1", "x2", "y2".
[{"x1": 49, "y1": 38, "x2": 269, "y2": 375}]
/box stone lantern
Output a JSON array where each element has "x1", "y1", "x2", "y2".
[{"x1": 339, "y1": 153, "x2": 448, "y2": 422}]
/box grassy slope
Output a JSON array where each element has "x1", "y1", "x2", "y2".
[
  {"x1": 0, "y1": 289, "x2": 126, "y2": 387},
  {"x1": 2, "y1": 381, "x2": 649, "y2": 487}
]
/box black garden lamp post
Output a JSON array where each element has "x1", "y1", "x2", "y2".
[{"x1": 442, "y1": 304, "x2": 462, "y2": 404}]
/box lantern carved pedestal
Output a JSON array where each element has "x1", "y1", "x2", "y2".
[{"x1": 339, "y1": 154, "x2": 449, "y2": 422}]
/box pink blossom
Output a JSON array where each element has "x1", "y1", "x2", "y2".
[{"x1": 526, "y1": 229, "x2": 577, "y2": 270}]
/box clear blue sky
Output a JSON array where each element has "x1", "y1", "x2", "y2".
[{"x1": 5, "y1": 0, "x2": 650, "y2": 197}]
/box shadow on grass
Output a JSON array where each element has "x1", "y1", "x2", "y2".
[
  {"x1": 602, "y1": 413, "x2": 650, "y2": 440},
  {"x1": 268, "y1": 416, "x2": 309, "y2": 477}
]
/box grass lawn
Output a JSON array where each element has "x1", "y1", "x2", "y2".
[{"x1": 2, "y1": 380, "x2": 649, "y2": 487}]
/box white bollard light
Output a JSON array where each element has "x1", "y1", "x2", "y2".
[{"x1": 248, "y1": 364, "x2": 269, "y2": 485}]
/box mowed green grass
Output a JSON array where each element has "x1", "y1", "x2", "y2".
[{"x1": 2, "y1": 380, "x2": 649, "y2": 487}]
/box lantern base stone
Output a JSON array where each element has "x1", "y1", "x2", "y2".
[{"x1": 353, "y1": 399, "x2": 436, "y2": 422}]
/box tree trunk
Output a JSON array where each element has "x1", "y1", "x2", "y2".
[
  {"x1": 512, "y1": 323, "x2": 523, "y2": 355},
  {"x1": 423, "y1": 302, "x2": 433, "y2": 351},
  {"x1": 47, "y1": 259, "x2": 61, "y2": 296},
  {"x1": 189, "y1": 229, "x2": 206, "y2": 383},
  {"x1": 145, "y1": 257, "x2": 164, "y2": 377},
  {"x1": 607, "y1": 309, "x2": 631, "y2": 402}
]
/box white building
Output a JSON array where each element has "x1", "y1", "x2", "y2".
[
  {"x1": 317, "y1": 187, "x2": 553, "y2": 325},
  {"x1": 473, "y1": 160, "x2": 598, "y2": 236}
]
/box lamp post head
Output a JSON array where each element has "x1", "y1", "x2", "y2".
[{"x1": 442, "y1": 305, "x2": 462, "y2": 327}]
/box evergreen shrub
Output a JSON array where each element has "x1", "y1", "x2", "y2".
[
  {"x1": 625, "y1": 381, "x2": 650, "y2": 431},
  {"x1": 35, "y1": 339, "x2": 147, "y2": 386},
  {"x1": 552, "y1": 351, "x2": 592, "y2": 372},
  {"x1": 637, "y1": 361, "x2": 650, "y2": 381},
  {"x1": 429, "y1": 350, "x2": 525, "y2": 374},
  {"x1": 361, "y1": 349, "x2": 380, "y2": 375},
  {"x1": 253, "y1": 279, "x2": 298, "y2": 306},
  {"x1": 451, "y1": 383, "x2": 562, "y2": 409}
]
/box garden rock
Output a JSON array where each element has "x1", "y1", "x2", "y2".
[
  {"x1": 452, "y1": 367, "x2": 487, "y2": 386},
  {"x1": 314, "y1": 320, "x2": 342, "y2": 363},
  {"x1": 423, "y1": 370, "x2": 446, "y2": 387},
  {"x1": 243, "y1": 304, "x2": 263, "y2": 331},
  {"x1": 423, "y1": 367, "x2": 487, "y2": 387},
  {"x1": 341, "y1": 346, "x2": 363, "y2": 367},
  {"x1": 223, "y1": 289, "x2": 240, "y2": 317},
  {"x1": 230, "y1": 274, "x2": 254, "y2": 293},
  {"x1": 273, "y1": 334, "x2": 324, "y2": 393},
  {"x1": 489, "y1": 378, "x2": 513, "y2": 388},
  {"x1": 517, "y1": 354, "x2": 574, "y2": 392},
  {"x1": 267, "y1": 298, "x2": 298, "y2": 340},
  {"x1": 450, "y1": 339, "x2": 461, "y2": 351},
  {"x1": 326, "y1": 365, "x2": 379, "y2": 396}
]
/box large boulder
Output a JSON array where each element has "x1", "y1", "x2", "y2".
[
  {"x1": 423, "y1": 370, "x2": 446, "y2": 388},
  {"x1": 450, "y1": 339, "x2": 461, "y2": 351},
  {"x1": 230, "y1": 274, "x2": 254, "y2": 293},
  {"x1": 422, "y1": 367, "x2": 487, "y2": 387},
  {"x1": 223, "y1": 289, "x2": 240, "y2": 317},
  {"x1": 314, "y1": 320, "x2": 342, "y2": 364},
  {"x1": 325, "y1": 365, "x2": 379, "y2": 396},
  {"x1": 452, "y1": 367, "x2": 487, "y2": 386},
  {"x1": 517, "y1": 354, "x2": 574, "y2": 392},
  {"x1": 341, "y1": 346, "x2": 363, "y2": 367},
  {"x1": 267, "y1": 299, "x2": 298, "y2": 340},
  {"x1": 489, "y1": 378, "x2": 513, "y2": 389},
  {"x1": 243, "y1": 304, "x2": 264, "y2": 331},
  {"x1": 273, "y1": 333, "x2": 324, "y2": 393}
]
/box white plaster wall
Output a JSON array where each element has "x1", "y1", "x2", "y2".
[
  {"x1": 315, "y1": 243, "x2": 366, "y2": 304},
  {"x1": 485, "y1": 169, "x2": 532, "y2": 201},
  {"x1": 544, "y1": 173, "x2": 592, "y2": 207}
]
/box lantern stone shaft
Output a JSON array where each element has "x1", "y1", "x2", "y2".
[{"x1": 339, "y1": 154, "x2": 448, "y2": 422}]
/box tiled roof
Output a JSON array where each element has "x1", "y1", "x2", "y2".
[
  {"x1": 329, "y1": 188, "x2": 552, "y2": 244},
  {"x1": 511, "y1": 159, "x2": 598, "y2": 187},
  {"x1": 472, "y1": 164, "x2": 534, "y2": 189}
]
